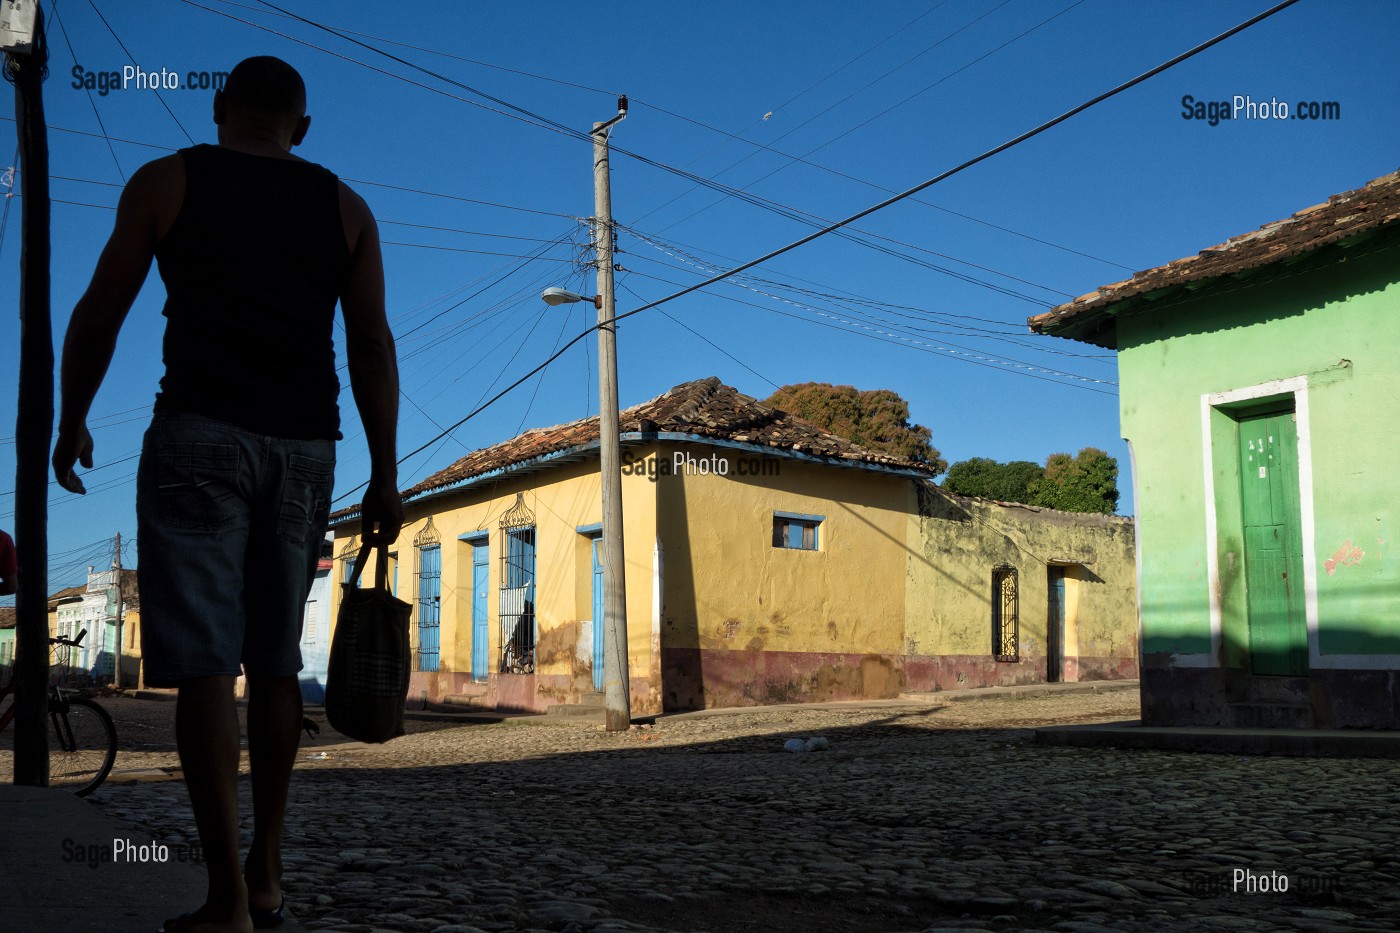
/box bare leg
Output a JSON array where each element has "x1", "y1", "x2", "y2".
[
  {"x1": 244, "y1": 674, "x2": 302, "y2": 915},
  {"x1": 172, "y1": 675, "x2": 252, "y2": 933}
]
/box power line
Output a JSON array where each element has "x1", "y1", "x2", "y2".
[
  {"x1": 49, "y1": 1, "x2": 126, "y2": 182},
  {"x1": 606, "y1": 0, "x2": 1303, "y2": 337},
  {"x1": 344, "y1": 177, "x2": 576, "y2": 220},
  {"x1": 621, "y1": 229, "x2": 1113, "y2": 361},
  {"x1": 634, "y1": 0, "x2": 1017, "y2": 226},
  {"x1": 329, "y1": 0, "x2": 1299, "y2": 510},
  {"x1": 189, "y1": 0, "x2": 1111, "y2": 294},
  {"x1": 381, "y1": 241, "x2": 578, "y2": 261},
  {"x1": 618, "y1": 2, "x2": 1132, "y2": 272},
  {"x1": 202, "y1": 0, "x2": 626, "y2": 99},
  {"x1": 618, "y1": 279, "x2": 781, "y2": 392},
  {"x1": 660, "y1": 0, "x2": 1086, "y2": 238},
  {"x1": 0, "y1": 117, "x2": 580, "y2": 220},
  {"x1": 38, "y1": 161, "x2": 1074, "y2": 307},
  {"x1": 208, "y1": 0, "x2": 1128, "y2": 271},
  {"x1": 86, "y1": 0, "x2": 196, "y2": 144},
  {"x1": 378, "y1": 220, "x2": 569, "y2": 244},
  {"x1": 637, "y1": 2, "x2": 952, "y2": 136},
  {"x1": 623, "y1": 265, "x2": 1113, "y2": 388},
  {"x1": 176, "y1": 0, "x2": 586, "y2": 143}
]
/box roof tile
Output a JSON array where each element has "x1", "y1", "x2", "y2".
[
  {"x1": 364, "y1": 378, "x2": 937, "y2": 514},
  {"x1": 1030, "y1": 168, "x2": 1400, "y2": 339}
]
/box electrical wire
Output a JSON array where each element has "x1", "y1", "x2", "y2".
[
  {"x1": 0, "y1": 116, "x2": 580, "y2": 221},
  {"x1": 633, "y1": 0, "x2": 1018, "y2": 226},
  {"x1": 208, "y1": 0, "x2": 1128, "y2": 271},
  {"x1": 329, "y1": 0, "x2": 1301, "y2": 510},
  {"x1": 652, "y1": 0, "x2": 1088, "y2": 235},
  {"x1": 228, "y1": 0, "x2": 1081, "y2": 305},
  {"x1": 49, "y1": 2, "x2": 125, "y2": 182},
  {"x1": 160, "y1": 0, "x2": 1104, "y2": 299},
  {"x1": 621, "y1": 229, "x2": 1113, "y2": 360},
  {"x1": 201, "y1": 0, "x2": 626, "y2": 98},
  {"x1": 618, "y1": 279, "x2": 781, "y2": 391},
  {"x1": 623, "y1": 266, "x2": 1112, "y2": 388},
  {"x1": 86, "y1": 0, "x2": 196, "y2": 144}
]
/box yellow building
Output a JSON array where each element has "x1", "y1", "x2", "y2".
[{"x1": 330, "y1": 378, "x2": 1138, "y2": 714}]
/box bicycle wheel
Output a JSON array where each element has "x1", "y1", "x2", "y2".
[{"x1": 49, "y1": 696, "x2": 117, "y2": 797}]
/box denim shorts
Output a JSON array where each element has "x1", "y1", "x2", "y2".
[{"x1": 136, "y1": 412, "x2": 335, "y2": 686}]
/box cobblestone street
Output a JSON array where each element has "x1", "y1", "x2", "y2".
[{"x1": 87, "y1": 691, "x2": 1396, "y2": 933}]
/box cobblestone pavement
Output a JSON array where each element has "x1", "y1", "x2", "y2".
[{"x1": 88, "y1": 692, "x2": 1396, "y2": 933}]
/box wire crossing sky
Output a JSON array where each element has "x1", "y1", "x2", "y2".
[{"x1": 1, "y1": 0, "x2": 1396, "y2": 593}]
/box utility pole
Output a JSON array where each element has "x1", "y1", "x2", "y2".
[
  {"x1": 111, "y1": 532, "x2": 124, "y2": 688},
  {"x1": 593, "y1": 100, "x2": 630, "y2": 732},
  {"x1": 3, "y1": 0, "x2": 51, "y2": 786}
]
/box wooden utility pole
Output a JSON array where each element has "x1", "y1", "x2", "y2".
[
  {"x1": 593, "y1": 101, "x2": 631, "y2": 732},
  {"x1": 111, "y1": 531, "x2": 123, "y2": 687},
  {"x1": 5, "y1": 0, "x2": 51, "y2": 786}
]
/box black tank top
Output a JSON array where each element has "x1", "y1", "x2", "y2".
[{"x1": 154, "y1": 144, "x2": 350, "y2": 439}]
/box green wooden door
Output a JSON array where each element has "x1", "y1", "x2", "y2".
[{"x1": 1238, "y1": 409, "x2": 1307, "y2": 675}]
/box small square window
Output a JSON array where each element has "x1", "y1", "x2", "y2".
[{"x1": 773, "y1": 512, "x2": 822, "y2": 551}]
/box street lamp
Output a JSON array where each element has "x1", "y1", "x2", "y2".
[
  {"x1": 541, "y1": 287, "x2": 599, "y2": 308},
  {"x1": 540, "y1": 99, "x2": 631, "y2": 732}
]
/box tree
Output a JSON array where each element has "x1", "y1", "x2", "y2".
[
  {"x1": 943, "y1": 458, "x2": 1044, "y2": 503},
  {"x1": 1028, "y1": 447, "x2": 1119, "y2": 514},
  {"x1": 763, "y1": 382, "x2": 945, "y2": 471}
]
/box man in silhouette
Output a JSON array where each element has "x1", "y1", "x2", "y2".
[{"x1": 53, "y1": 56, "x2": 401, "y2": 933}]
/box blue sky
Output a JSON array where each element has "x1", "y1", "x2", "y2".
[{"x1": 1, "y1": 0, "x2": 1397, "y2": 596}]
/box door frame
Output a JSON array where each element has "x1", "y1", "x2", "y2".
[
  {"x1": 471, "y1": 538, "x2": 490, "y2": 683},
  {"x1": 1201, "y1": 376, "x2": 1319, "y2": 670},
  {"x1": 1235, "y1": 404, "x2": 1307, "y2": 675},
  {"x1": 1046, "y1": 566, "x2": 1065, "y2": 683},
  {"x1": 589, "y1": 534, "x2": 605, "y2": 691}
]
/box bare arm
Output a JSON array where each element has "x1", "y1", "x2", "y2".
[
  {"x1": 340, "y1": 181, "x2": 403, "y2": 543},
  {"x1": 53, "y1": 157, "x2": 177, "y2": 494},
  {"x1": 0, "y1": 534, "x2": 15, "y2": 595}
]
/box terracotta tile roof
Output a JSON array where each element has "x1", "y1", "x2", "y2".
[
  {"x1": 46, "y1": 584, "x2": 88, "y2": 610},
  {"x1": 0, "y1": 606, "x2": 13, "y2": 629},
  {"x1": 1029, "y1": 168, "x2": 1400, "y2": 346},
  {"x1": 382, "y1": 377, "x2": 937, "y2": 509}
]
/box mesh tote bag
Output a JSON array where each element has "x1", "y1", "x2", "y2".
[{"x1": 324, "y1": 543, "x2": 413, "y2": 743}]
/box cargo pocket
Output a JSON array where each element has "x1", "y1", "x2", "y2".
[
  {"x1": 156, "y1": 442, "x2": 241, "y2": 532},
  {"x1": 277, "y1": 454, "x2": 335, "y2": 544}
]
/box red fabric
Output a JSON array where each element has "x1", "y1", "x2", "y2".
[{"x1": 0, "y1": 530, "x2": 16, "y2": 580}]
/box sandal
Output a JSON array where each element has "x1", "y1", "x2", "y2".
[{"x1": 249, "y1": 897, "x2": 286, "y2": 930}]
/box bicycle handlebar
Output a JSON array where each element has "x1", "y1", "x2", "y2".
[{"x1": 50, "y1": 628, "x2": 87, "y2": 649}]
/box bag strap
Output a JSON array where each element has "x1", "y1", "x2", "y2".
[{"x1": 347, "y1": 543, "x2": 391, "y2": 592}]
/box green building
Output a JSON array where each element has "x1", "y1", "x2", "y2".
[{"x1": 1031, "y1": 170, "x2": 1400, "y2": 729}]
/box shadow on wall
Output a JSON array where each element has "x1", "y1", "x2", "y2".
[
  {"x1": 658, "y1": 473, "x2": 1134, "y2": 712},
  {"x1": 1123, "y1": 233, "x2": 1398, "y2": 350}
]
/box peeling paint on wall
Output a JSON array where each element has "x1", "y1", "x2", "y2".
[{"x1": 1323, "y1": 540, "x2": 1364, "y2": 576}]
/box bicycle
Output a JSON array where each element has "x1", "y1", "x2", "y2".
[{"x1": 0, "y1": 629, "x2": 119, "y2": 796}]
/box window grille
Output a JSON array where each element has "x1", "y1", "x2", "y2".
[
  {"x1": 337, "y1": 535, "x2": 359, "y2": 586},
  {"x1": 414, "y1": 518, "x2": 442, "y2": 672},
  {"x1": 992, "y1": 565, "x2": 1019, "y2": 662},
  {"x1": 499, "y1": 494, "x2": 536, "y2": 674}
]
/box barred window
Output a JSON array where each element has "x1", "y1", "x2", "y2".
[
  {"x1": 992, "y1": 565, "x2": 1019, "y2": 662},
  {"x1": 414, "y1": 518, "x2": 442, "y2": 673}
]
